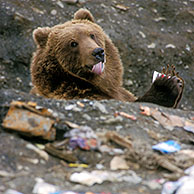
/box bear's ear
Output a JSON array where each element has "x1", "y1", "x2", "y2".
[
  {"x1": 74, "y1": 8, "x2": 95, "y2": 23},
  {"x1": 33, "y1": 27, "x2": 51, "y2": 48}
]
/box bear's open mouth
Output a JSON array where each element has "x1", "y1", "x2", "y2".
[{"x1": 92, "y1": 61, "x2": 105, "y2": 75}]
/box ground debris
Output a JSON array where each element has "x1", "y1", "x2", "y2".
[
  {"x1": 140, "y1": 105, "x2": 194, "y2": 131},
  {"x1": 1, "y1": 99, "x2": 194, "y2": 193},
  {"x1": 70, "y1": 170, "x2": 141, "y2": 186},
  {"x1": 1, "y1": 0, "x2": 194, "y2": 192},
  {"x1": 32, "y1": 177, "x2": 59, "y2": 194},
  {"x1": 1, "y1": 101, "x2": 79, "y2": 141},
  {"x1": 32, "y1": 177, "x2": 115, "y2": 194},
  {"x1": 45, "y1": 142, "x2": 77, "y2": 162},
  {"x1": 114, "y1": 111, "x2": 137, "y2": 121},
  {"x1": 110, "y1": 155, "x2": 129, "y2": 170},
  {"x1": 125, "y1": 143, "x2": 185, "y2": 177},
  {"x1": 26, "y1": 143, "x2": 49, "y2": 161},
  {"x1": 105, "y1": 131, "x2": 132, "y2": 149},
  {"x1": 114, "y1": 4, "x2": 129, "y2": 11},
  {"x1": 162, "y1": 165, "x2": 194, "y2": 194},
  {"x1": 2, "y1": 101, "x2": 56, "y2": 140},
  {"x1": 152, "y1": 140, "x2": 181, "y2": 154},
  {"x1": 0, "y1": 170, "x2": 28, "y2": 179}
]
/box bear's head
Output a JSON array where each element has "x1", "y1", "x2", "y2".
[{"x1": 33, "y1": 9, "x2": 107, "y2": 78}]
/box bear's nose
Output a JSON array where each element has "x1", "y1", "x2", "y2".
[{"x1": 92, "y1": 48, "x2": 105, "y2": 62}]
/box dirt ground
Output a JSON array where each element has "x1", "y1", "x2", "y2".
[
  {"x1": 0, "y1": 0, "x2": 194, "y2": 193},
  {"x1": 0, "y1": 89, "x2": 194, "y2": 194}
]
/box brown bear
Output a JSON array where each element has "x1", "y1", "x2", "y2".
[{"x1": 30, "y1": 8, "x2": 184, "y2": 108}]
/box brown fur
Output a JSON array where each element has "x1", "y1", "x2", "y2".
[
  {"x1": 31, "y1": 8, "x2": 136, "y2": 101},
  {"x1": 30, "y1": 9, "x2": 184, "y2": 108}
]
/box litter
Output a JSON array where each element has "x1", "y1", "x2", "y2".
[
  {"x1": 76, "y1": 101, "x2": 85, "y2": 108},
  {"x1": 125, "y1": 144, "x2": 184, "y2": 174},
  {"x1": 2, "y1": 101, "x2": 56, "y2": 140},
  {"x1": 140, "y1": 105, "x2": 151, "y2": 116},
  {"x1": 33, "y1": 178, "x2": 115, "y2": 194},
  {"x1": 69, "y1": 136, "x2": 98, "y2": 150},
  {"x1": 26, "y1": 143, "x2": 49, "y2": 161},
  {"x1": 110, "y1": 155, "x2": 129, "y2": 170},
  {"x1": 105, "y1": 131, "x2": 132, "y2": 149},
  {"x1": 64, "y1": 126, "x2": 100, "y2": 150},
  {"x1": 70, "y1": 170, "x2": 142, "y2": 186},
  {"x1": 143, "y1": 178, "x2": 165, "y2": 190},
  {"x1": 152, "y1": 140, "x2": 181, "y2": 154},
  {"x1": 114, "y1": 111, "x2": 137, "y2": 121},
  {"x1": 140, "y1": 106, "x2": 194, "y2": 132},
  {"x1": 32, "y1": 178, "x2": 58, "y2": 194},
  {"x1": 162, "y1": 165, "x2": 194, "y2": 194},
  {"x1": 45, "y1": 143, "x2": 77, "y2": 162},
  {"x1": 64, "y1": 126, "x2": 97, "y2": 139},
  {"x1": 4, "y1": 189, "x2": 24, "y2": 194},
  {"x1": 150, "y1": 109, "x2": 185, "y2": 131},
  {"x1": 183, "y1": 120, "x2": 194, "y2": 134},
  {"x1": 68, "y1": 163, "x2": 89, "y2": 168},
  {"x1": 179, "y1": 149, "x2": 194, "y2": 159}
]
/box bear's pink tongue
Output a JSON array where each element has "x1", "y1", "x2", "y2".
[{"x1": 92, "y1": 62, "x2": 104, "y2": 75}]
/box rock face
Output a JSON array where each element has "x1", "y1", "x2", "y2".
[{"x1": 0, "y1": 0, "x2": 194, "y2": 109}]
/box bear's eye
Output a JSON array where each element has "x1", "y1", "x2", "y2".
[
  {"x1": 90, "y1": 34, "x2": 95, "y2": 40},
  {"x1": 71, "y1": 41, "x2": 78, "y2": 47}
]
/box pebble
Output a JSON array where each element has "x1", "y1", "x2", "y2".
[
  {"x1": 184, "y1": 65, "x2": 189, "y2": 69},
  {"x1": 147, "y1": 43, "x2": 156, "y2": 49},
  {"x1": 185, "y1": 44, "x2": 191, "y2": 51},
  {"x1": 110, "y1": 156, "x2": 129, "y2": 170},
  {"x1": 93, "y1": 101, "x2": 108, "y2": 114},
  {"x1": 96, "y1": 163, "x2": 105, "y2": 170},
  {"x1": 154, "y1": 17, "x2": 166, "y2": 22},
  {"x1": 24, "y1": 158, "x2": 39, "y2": 164},
  {"x1": 165, "y1": 44, "x2": 176, "y2": 49},
  {"x1": 64, "y1": 0, "x2": 77, "y2": 4},
  {"x1": 65, "y1": 104, "x2": 81, "y2": 112},
  {"x1": 102, "y1": 116, "x2": 123, "y2": 124},
  {"x1": 51, "y1": 9, "x2": 57, "y2": 15},
  {"x1": 82, "y1": 114, "x2": 91, "y2": 121},
  {"x1": 65, "y1": 104, "x2": 75, "y2": 110},
  {"x1": 26, "y1": 144, "x2": 49, "y2": 161},
  {"x1": 115, "y1": 125, "x2": 123, "y2": 131},
  {"x1": 14, "y1": 12, "x2": 27, "y2": 22},
  {"x1": 79, "y1": 0, "x2": 87, "y2": 3},
  {"x1": 125, "y1": 79, "x2": 133, "y2": 86},
  {"x1": 56, "y1": 1, "x2": 64, "y2": 8},
  {"x1": 139, "y1": 31, "x2": 146, "y2": 38}
]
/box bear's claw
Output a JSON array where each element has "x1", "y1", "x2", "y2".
[
  {"x1": 160, "y1": 65, "x2": 184, "y2": 108},
  {"x1": 136, "y1": 65, "x2": 184, "y2": 108}
]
